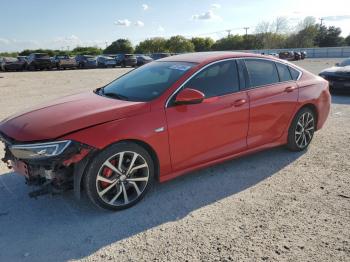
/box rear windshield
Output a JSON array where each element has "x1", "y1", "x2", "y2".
[
  {"x1": 100, "y1": 61, "x2": 195, "y2": 102},
  {"x1": 125, "y1": 55, "x2": 135, "y2": 58}
]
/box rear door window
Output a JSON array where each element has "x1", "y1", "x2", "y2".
[
  {"x1": 276, "y1": 62, "x2": 292, "y2": 82},
  {"x1": 244, "y1": 59, "x2": 279, "y2": 88},
  {"x1": 289, "y1": 67, "x2": 301, "y2": 80}
]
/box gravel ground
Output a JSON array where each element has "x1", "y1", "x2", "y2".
[{"x1": 0, "y1": 59, "x2": 349, "y2": 262}]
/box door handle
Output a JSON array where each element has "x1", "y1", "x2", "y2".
[
  {"x1": 233, "y1": 99, "x2": 247, "y2": 107},
  {"x1": 285, "y1": 86, "x2": 297, "y2": 92}
]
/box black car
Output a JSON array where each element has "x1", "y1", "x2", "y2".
[
  {"x1": 96, "y1": 55, "x2": 117, "y2": 68},
  {"x1": 136, "y1": 55, "x2": 153, "y2": 66},
  {"x1": 0, "y1": 57, "x2": 26, "y2": 71},
  {"x1": 319, "y1": 58, "x2": 350, "y2": 93},
  {"x1": 294, "y1": 51, "x2": 301, "y2": 60},
  {"x1": 75, "y1": 55, "x2": 97, "y2": 69},
  {"x1": 116, "y1": 54, "x2": 137, "y2": 67},
  {"x1": 26, "y1": 53, "x2": 52, "y2": 70},
  {"x1": 151, "y1": 53, "x2": 171, "y2": 60},
  {"x1": 279, "y1": 51, "x2": 300, "y2": 61},
  {"x1": 53, "y1": 55, "x2": 77, "y2": 69},
  {"x1": 301, "y1": 51, "x2": 307, "y2": 60}
]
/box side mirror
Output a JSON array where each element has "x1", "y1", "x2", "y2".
[{"x1": 175, "y1": 88, "x2": 205, "y2": 105}]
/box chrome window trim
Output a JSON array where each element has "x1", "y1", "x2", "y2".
[{"x1": 165, "y1": 56, "x2": 303, "y2": 108}]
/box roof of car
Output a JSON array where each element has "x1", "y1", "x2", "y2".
[{"x1": 158, "y1": 51, "x2": 263, "y2": 64}]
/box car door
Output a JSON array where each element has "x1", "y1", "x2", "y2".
[
  {"x1": 243, "y1": 58, "x2": 299, "y2": 148},
  {"x1": 165, "y1": 60, "x2": 249, "y2": 171}
]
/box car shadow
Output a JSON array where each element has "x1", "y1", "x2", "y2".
[
  {"x1": 0, "y1": 147, "x2": 304, "y2": 261},
  {"x1": 331, "y1": 93, "x2": 350, "y2": 105}
]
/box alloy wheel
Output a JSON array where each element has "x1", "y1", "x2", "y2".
[
  {"x1": 295, "y1": 112, "x2": 315, "y2": 149},
  {"x1": 95, "y1": 151, "x2": 149, "y2": 207}
]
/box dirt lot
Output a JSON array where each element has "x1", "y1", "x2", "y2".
[{"x1": 0, "y1": 59, "x2": 349, "y2": 262}]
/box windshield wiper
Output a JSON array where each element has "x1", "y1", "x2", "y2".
[{"x1": 102, "y1": 92, "x2": 130, "y2": 101}]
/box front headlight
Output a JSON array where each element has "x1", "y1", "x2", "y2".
[{"x1": 9, "y1": 140, "x2": 71, "y2": 160}]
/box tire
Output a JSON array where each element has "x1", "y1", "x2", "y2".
[
  {"x1": 287, "y1": 107, "x2": 316, "y2": 151},
  {"x1": 84, "y1": 142, "x2": 154, "y2": 211}
]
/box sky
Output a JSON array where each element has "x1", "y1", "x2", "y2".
[{"x1": 0, "y1": 0, "x2": 350, "y2": 52}]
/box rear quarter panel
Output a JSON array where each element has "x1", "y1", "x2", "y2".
[{"x1": 296, "y1": 72, "x2": 331, "y2": 130}]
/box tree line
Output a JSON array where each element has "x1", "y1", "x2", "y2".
[{"x1": 1, "y1": 16, "x2": 350, "y2": 58}]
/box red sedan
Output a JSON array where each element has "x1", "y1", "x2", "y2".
[{"x1": 0, "y1": 52, "x2": 330, "y2": 210}]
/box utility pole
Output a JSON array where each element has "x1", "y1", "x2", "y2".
[
  {"x1": 243, "y1": 27, "x2": 250, "y2": 36},
  {"x1": 319, "y1": 18, "x2": 324, "y2": 26},
  {"x1": 105, "y1": 41, "x2": 108, "y2": 48}
]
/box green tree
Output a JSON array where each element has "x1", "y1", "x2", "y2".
[
  {"x1": 191, "y1": 37, "x2": 214, "y2": 52},
  {"x1": 166, "y1": 35, "x2": 195, "y2": 53},
  {"x1": 71, "y1": 46, "x2": 102, "y2": 55},
  {"x1": 285, "y1": 25, "x2": 318, "y2": 48},
  {"x1": 345, "y1": 35, "x2": 350, "y2": 46},
  {"x1": 212, "y1": 35, "x2": 245, "y2": 51},
  {"x1": 0, "y1": 52, "x2": 18, "y2": 57},
  {"x1": 134, "y1": 37, "x2": 168, "y2": 53},
  {"x1": 103, "y1": 39, "x2": 134, "y2": 54},
  {"x1": 315, "y1": 25, "x2": 343, "y2": 47},
  {"x1": 243, "y1": 35, "x2": 264, "y2": 50}
]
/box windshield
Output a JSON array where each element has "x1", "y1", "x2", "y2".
[
  {"x1": 340, "y1": 59, "x2": 350, "y2": 67},
  {"x1": 57, "y1": 55, "x2": 69, "y2": 59},
  {"x1": 100, "y1": 61, "x2": 195, "y2": 102},
  {"x1": 4, "y1": 57, "x2": 18, "y2": 62}
]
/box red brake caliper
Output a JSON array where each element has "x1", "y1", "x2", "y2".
[{"x1": 101, "y1": 159, "x2": 116, "y2": 188}]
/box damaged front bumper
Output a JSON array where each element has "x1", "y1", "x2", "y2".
[{"x1": 0, "y1": 133, "x2": 95, "y2": 198}]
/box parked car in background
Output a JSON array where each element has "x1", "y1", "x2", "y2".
[
  {"x1": 136, "y1": 55, "x2": 153, "y2": 66},
  {"x1": 17, "y1": 56, "x2": 28, "y2": 67},
  {"x1": 26, "y1": 53, "x2": 52, "y2": 70},
  {"x1": 294, "y1": 51, "x2": 302, "y2": 60},
  {"x1": 319, "y1": 58, "x2": 350, "y2": 93},
  {"x1": 301, "y1": 51, "x2": 307, "y2": 60},
  {"x1": 97, "y1": 55, "x2": 117, "y2": 68},
  {"x1": 53, "y1": 55, "x2": 77, "y2": 70},
  {"x1": 75, "y1": 55, "x2": 97, "y2": 69},
  {"x1": 151, "y1": 53, "x2": 171, "y2": 60},
  {"x1": 268, "y1": 53, "x2": 279, "y2": 58},
  {"x1": 0, "y1": 57, "x2": 27, "y2": 71},
  {"x1": 0, "y1": 52, "x2": 330, "y2": 211},
  {"x1": 116, "y1": 54, "x2": 137, "y2": 67},
  {"x1": 279, "y1": 51, "x2": 295, "y2": 61}
]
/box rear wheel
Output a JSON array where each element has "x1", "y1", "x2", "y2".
[
  {"x1": 84, "y1": 142, "x2": 154, "y2": 211},
  {"x1": 287, "y1": 107, "x2": 316, "y2": 151}
]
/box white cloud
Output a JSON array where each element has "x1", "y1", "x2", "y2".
[
  {"x1": 211, "y1": 3, "x2": 221, "y2": 9},
  {"x1": 157, "y1": 26, "x2": 165, "y2": 32},
  {"x1": 135, "y1": 20, "x2": 145, "y2": 27},
  {"x1": 192, "y1": 10, "x2": 221, "y2": 21},
  {"x1": 114, "y1": 19, "x2": 131, "y2": 27},
  {"x1": 142, "y1": 4, "x2": 149, "y2": 11}
]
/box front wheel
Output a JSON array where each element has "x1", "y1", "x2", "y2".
[
  {"x1": 287, "y1": 107, "x2": 316, "y2": 151},
  {"x1": 84, "y1": 142, "x2": 154, "y2": 211}
]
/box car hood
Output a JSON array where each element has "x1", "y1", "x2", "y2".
[
  {"x1": 321, "y1": 66, "x2": 350, "y2": 74},
  {"x1": 0, "y1": 92, "x2": 150, "y2": 142}
]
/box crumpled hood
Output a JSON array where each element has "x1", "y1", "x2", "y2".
[
  {"x1": 0, "y1": 92, "x2": 150, "y2": 142},
  {"x1": 321, "y1": 65, "x2": 350, "y2": 74}
]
